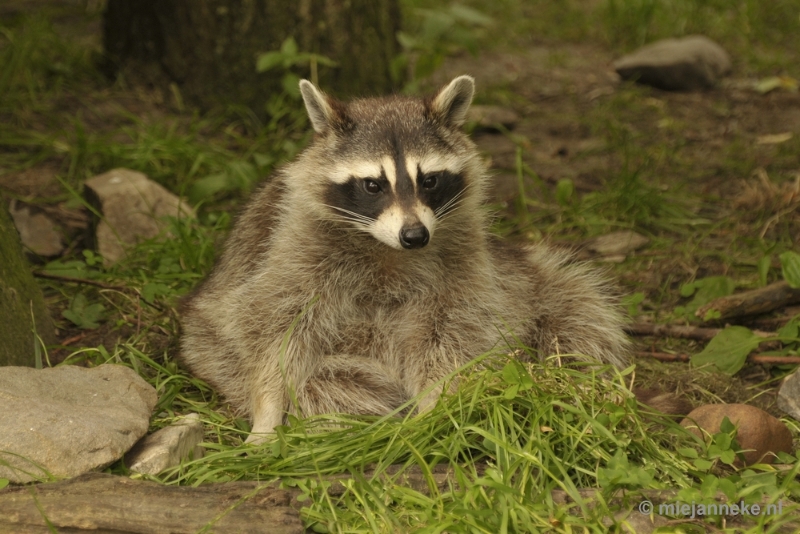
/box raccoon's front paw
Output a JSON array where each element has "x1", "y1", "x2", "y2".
[
  {"x1": 244, "y1": 431, "x2": 273, "y2": 445},
  {"x1": 416, "y1": 385, "x2": 444, "y2": 414},
  {"x1": 244, "y1": 405, "x2": 284, "y2": 445}
]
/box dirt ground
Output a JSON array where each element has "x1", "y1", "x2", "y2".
[{"x1": 2, "y1": 2, "x2": 799, "y2": 415}]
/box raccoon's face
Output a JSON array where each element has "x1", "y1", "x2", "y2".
[{"x1": 300, "y1": 76, "x2": 476, "y2": 250}]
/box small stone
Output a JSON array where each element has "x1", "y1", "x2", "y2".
[
  {"x1": 83, "y1": 168, "x2": 195, "y2": 264},
  {"x1": 613, "y1": 35, "x2": 731, "y2": 91},
  {"x1": 680, "y1": 404, "x2": 793, "y2": 465},
  {"x1": 125, "y1": 413, "x2": 205, "y2": 475},
  {"x1": 466, "y1": 105, "x2": 519, "y2": 131},
  {"x1": 584, "y1": 230, "x2": 649, "y2": 257},
  {"x1": 8, "y1": 200, "x2": 64, "y2": 257},
  {"x1": 777, "y1": 371, "x2": 800, "y2": 422},
  {"x1": 0, "y1": 364, "x2": 157, "y2": 483}
]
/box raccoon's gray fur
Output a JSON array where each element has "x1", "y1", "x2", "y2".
[{"x1": 179, "y1": 76, "x2": 630, "y2": 443}]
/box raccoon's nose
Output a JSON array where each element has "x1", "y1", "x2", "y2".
[{"x1": 399, "y1": 225, "x2": 430, "y2": 249}]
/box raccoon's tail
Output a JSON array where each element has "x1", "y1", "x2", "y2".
[{"x1": 633, "y1": 387, "x2": 693, "y2": 418}]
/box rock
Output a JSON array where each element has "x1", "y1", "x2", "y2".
[
  {"x1": 777, "y1": 371, "x2": 800, "y2": 422},
  {"x1": 8, "y1": 199, "x2": 64, "y2": 257},
  {"x1": 584, "y1": 230, "x2": 649, "y2": 257},
  {"x1": 613, "y1": 35, "x2": 731, "y2": 91},
  {"x1": 125, "y1": 413, "x2": 205, "y2": 475},
  {"x1": 83, "y1": 168, "x2": 195, "y2": 264},
  {"x1": 680, "y1": 404, "x2": 793, "y2": 466},
  {"x1": 466, "y1": 105, "x2": 519, "y2": 131},
  {"x1": 0, "y1": 364, "x2": 157, "y2": 483}
]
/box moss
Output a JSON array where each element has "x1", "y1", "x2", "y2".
[{"x1": 0, "y1": 205, "x2": 55, "y2": 367}]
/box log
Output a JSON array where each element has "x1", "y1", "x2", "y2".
[
  {"x1": 627, "y1": 323, "x2": 724, "y2": 341},
  {"x1": 636, "y1": 351, "x2": 800, "y2": 365},
  {"x1": 0, "y1": 473, "x2": 303, "y2": 534},
  {"x1": 696, "y1": 281, "x2": 800, "y2": 322},
  {"x1": 0, "y1": 466, "x2": 456, "y2": 533},
  {"x1": 2, "y1": 470, "x2": 795, "y2": 533}
]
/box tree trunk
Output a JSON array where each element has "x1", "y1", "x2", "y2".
[
  {"x1": 0, "y1": 204, "x2": 55, "y2": 367},
  {"x1": 102, "y1": 0, "x2": 401, "y2": 112}
]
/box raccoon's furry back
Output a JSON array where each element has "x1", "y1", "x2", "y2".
[{"x1": 179, "y1": 76, "x2": 630, "y2": 441}]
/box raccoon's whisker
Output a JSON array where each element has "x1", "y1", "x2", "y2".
[
  {"x1": 435, "y1": 188, "x2": 467, "y2": 215},
  {"x1": 324, "y1": 205, "x2": 376, "y2": 225},
  {"x1": 328, "y1": 215, "x2": 372, "y2": 228},
  {"x1": 435, "y1": 190, "x2": 467, "y2": 218}
]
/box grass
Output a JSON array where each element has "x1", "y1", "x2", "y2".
[{"x1": 2, "y1": 1, "x2": 800, "y2": 532}]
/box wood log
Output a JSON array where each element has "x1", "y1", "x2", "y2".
[
  {"x1": 2, "y1": 470, "x2": 795, "y2": 532},
  {"x1": 0, "y1": 466, "x2": 456, "y2": 533},
  {"x1": 0, "y1": 473, "x2": 303, "y2": 534},
  {"x1": 627, "y1": 323, "x2": 723, "y2": 341},
  {"x1": 696, "y1": 281, "x2": 800, "y2": 322},
  {"x1": 636, "y1": 351, "x2": 800, "y2": 365}
]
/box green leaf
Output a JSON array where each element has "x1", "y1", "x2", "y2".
[
  {"x1": 62, "y1": 293, "x2": 106, "y2": 329},
  {"x1": 719, "y1": 449, "x2": 736, "y2": 465},
  {"x1": 679, "y1": 281, "x2": 697, "y2": 297},
  {"x1": 502, "y1": 361, "x2": 520, "y2": 384},
  {"x1": 280, "y1": 36, "x2": 298, "y2": 56},
  {"x1": 622, "y1": 292, "x2": 645, "y2": 317},
  {"x1": 718, "y1": 477, "x2": 737, "y2": 500},
  {"x1": 0, "y1": 478, "x2": 8, "y2": 490},
  {"x1": 678, "y1": 447, "x2": 699, "y2": 459},
  {"x1": 555, "y1": 178, "x2": 574, "y2": 206},
  {"x1": 690, "y1": 326, "x2": 762, "y2": 375},
  {"x1": 256, "y1": 51, "x2": 285, "y2": 72},
  {"x1": 503, "y1": 384, "x2": 519, "y2": 400},
  {"x1": 41, "y1": 259, "x2": 99, "y2": 280},
  {"x1": 679, "y1": 276, "x2": 735, "y2": 319},
  {"x1": 281, "y1": 73, "x2": 302, "y2": 97},
  {"x1": 718, "y1": 416, "x2": 735, "y2": 435},
  {"x1": 780, "y1": 251, "x2": 800, "y2": 288},
  {"x1": 693, "y1": 458, "x2": 713, "y2": 471},
  {"x1": 597, "y1": 449, "x2": 655, "y2": 489},
  {"x1": 757, "y1": 255, "x2": 771, "y2": 287},
  {"x1": 142, "y1": 282, "x2": 172, "y2": 304},
  {"x1": 189, "y1": 173, "x2": 230, "y2": 203},
  {"x1": 777, "y1": 315, "x2": 800, "y2": 342}
]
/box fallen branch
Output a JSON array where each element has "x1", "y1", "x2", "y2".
[
  {"x1": 696, "y1": 281, "x2": 800, "y2": 322},
  {"x1": 628, "y1": 323, "x2": 721, "y2": 341},
  {"x1": 637, "y1": 351, "x2": 800, "y2": 365},
  {"x1": 33, "y1": 271, "x2": 126, "y2": 291},
  {"x1": 0, "y1": 473, "x2": 303, "y2": 534}
]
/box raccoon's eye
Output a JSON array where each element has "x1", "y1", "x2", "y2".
[
  {"x1": 422, "y1": 174, "x2": 439, "y2": 189},
  {"x1": 363, "y1": 179, "x2": 382, "y2": 194}
]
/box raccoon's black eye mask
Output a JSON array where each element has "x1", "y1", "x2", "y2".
[{"x1": 416, "y1": 170, "x2": 465, "y2": 216}]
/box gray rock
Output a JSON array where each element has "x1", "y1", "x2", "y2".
[
  {"x1": 83, "y1": 168, "x2": 195, "y2": 264},
  {"x1": 778, "y1": 371, "x2": 800, "y2": 422},
  {"x1": 125, "y1": 413, "x2": 205, "y2": 475},
  {"x1": 0, "y1": 364, "x2": 157, "y2": 483},
  {"x1": 466, "y1": 105, "x2": 520, "y2": 131},
  {"x1": 613, "y1": 35, "x2": 731, "y2": 91},
  {"x1": 585, "y1": 231, "x2": 649, "y2": 257},
  {"x1": 8, "y1": 199, "x2": 64, "y2": 257}
]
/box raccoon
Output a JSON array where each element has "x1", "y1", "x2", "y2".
[{"x1": 179, "y1": 76, "x2": 630, "y2": 443}]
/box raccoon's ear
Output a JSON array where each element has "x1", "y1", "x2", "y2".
[
  {"x1": 429, "y1": 75, "x2": 475, "y2": 128},
  {"x1": 299, "y1": 79, "x2": 340, "y2": 135}
]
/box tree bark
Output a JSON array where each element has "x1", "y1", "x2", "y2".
[
  {"x1": 696, "y1": 281, "x2": 800, "y2": 322},
  {"x1": 0, "y1": 204, "x2": 55, "y2": 367},
  {"x1": 102, "y1": 0, "x2": 401, "y2": 112}
]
